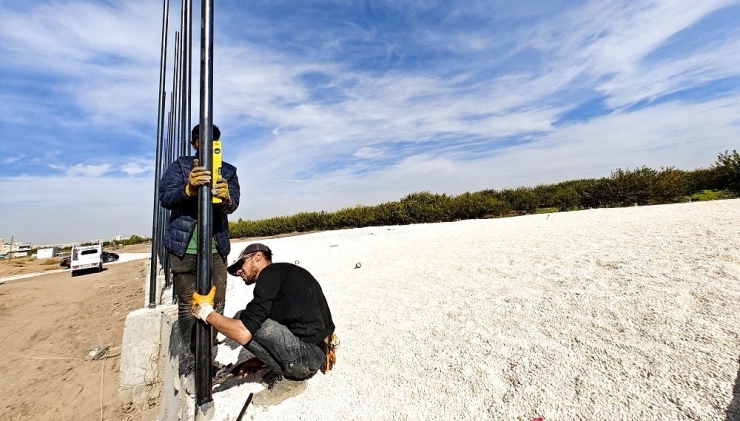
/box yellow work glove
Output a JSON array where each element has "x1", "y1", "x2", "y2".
[
  {"x1": 191, "y1": 286, "x2": 216, "y2": 323},
  {"x1": 212, "y1": 178, "x2": 231, "y2": 203},
  {"x1": 186, "y1": 158, "x2": 212, "y2": 196}
]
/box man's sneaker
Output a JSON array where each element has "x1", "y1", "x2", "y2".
[{"x1": 252, "y1": 379, "x2": 307, "y2": 407}]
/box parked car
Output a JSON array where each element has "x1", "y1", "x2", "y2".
[
  {"x1": 60, "y1": 251, "x2": 118, "y2": 268},
  {"x1": 70, "y1": 244, "x2": 103, "y2": 276}
]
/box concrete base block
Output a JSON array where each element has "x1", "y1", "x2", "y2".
[
  {"x1": 119, "y1": 305, "x2": 178, "y2": 412},
  {"x1": 159, "y1": 314, "x2": 191, "y2": 420}
]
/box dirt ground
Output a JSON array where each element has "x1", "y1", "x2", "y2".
[
  {"x1": 0, "y1": 257, "x2": 159, "y2": 420},
  {"x1": 0, "y1": 244, "x2": 151, "y2": 278}
]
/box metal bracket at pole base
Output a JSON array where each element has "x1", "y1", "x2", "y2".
[{"x1": 194, "y1": 400, "x2": 215, "y2": 421}]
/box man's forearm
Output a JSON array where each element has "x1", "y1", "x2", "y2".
[{"x1": 205, "y1": 312, "x2": 253, "y2": 345}]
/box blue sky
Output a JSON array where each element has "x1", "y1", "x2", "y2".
[{"x1": 1, "y1": 0, "x2": 739, "y2": 245}]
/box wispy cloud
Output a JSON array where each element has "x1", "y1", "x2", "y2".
[{"x1": 2, "y1": 155, "x2": 26, "y2": 165}]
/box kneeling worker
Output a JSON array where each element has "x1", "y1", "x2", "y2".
[{"x1": 191, "y1": 243, "x2": 337, "y2": 406}]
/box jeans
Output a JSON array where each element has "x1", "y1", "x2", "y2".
[
  {"x1": 247, "y1": 319, "x2": 326, "y2": 380},
  {"x1": 170, "y1": 252, "x2": 227, "y2": 375}
]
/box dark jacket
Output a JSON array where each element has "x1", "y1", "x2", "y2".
[
  {"x1": 159, "y1": 155, "x2": 240, "y2": 260},
  {"x1": 240, "y1": 263, "x2": 335, "y2": 344}
]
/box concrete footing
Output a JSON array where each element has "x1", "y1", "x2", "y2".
[
  {"x1": 119, "y1": 306, "x2": 178, "y2": 408},
  {"x1": 119, "y1": 261, "x2": 193, "y2": 420}
]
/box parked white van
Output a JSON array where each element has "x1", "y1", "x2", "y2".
[{"x1": 70, "y1": 244, "x2": 103, "y2": 276}]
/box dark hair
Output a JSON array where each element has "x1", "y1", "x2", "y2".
[
  {"x1": 191, "y1": 124, "x2": 221, "y2": 142},
  {"x1": 258, "y1": 250, "x2": 273, "y2": 262}
]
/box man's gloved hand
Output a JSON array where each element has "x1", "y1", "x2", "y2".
[
  {"x1": 186, "y1": 158, "x2": 211, "y2": 196},
  {"x1": 191, "y1": 286, "x2": 216, "y2": 323},
  {"x1": 212, "y1": 178, "x2": 231, "y2": 203}
]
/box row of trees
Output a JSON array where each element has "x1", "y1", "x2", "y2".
[{"x1": 226, "y1": 150, "x2": 738, "y2": 239}]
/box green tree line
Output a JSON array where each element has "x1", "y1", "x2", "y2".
[{"x1": 229, "y1": 150, "x2": 740, "y2": 239}]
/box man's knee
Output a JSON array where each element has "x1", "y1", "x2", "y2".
[{"x1": 254, "y1": 319, "x2": 284, "y2": 340}]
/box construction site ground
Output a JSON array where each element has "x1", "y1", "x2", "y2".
[{"x1": 0, "y1": 249, "x2": 159, "y2": 420}]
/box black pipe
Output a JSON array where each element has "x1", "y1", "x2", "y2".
[
  {"x1": 172, "y1": 31, "x2": 181, "y2": 158},
  {"x1": 182, "y1": 0, "x2": 192, "y2": 157},
  {"x1": 236, "y1": 393, "x2": 254, "y2": 421},
  {"x1": 176, "y1": 0, "x2": 185, "y2": 157},
  {"x1": 195, "y1": 0, "x2": 215, "y2": 408},
  {"x1": 168, "y1": 92, "x2": 175, "y2": 167},
  {"x1": 149, "y1": 0, "x2": 170, "y2": 309}
]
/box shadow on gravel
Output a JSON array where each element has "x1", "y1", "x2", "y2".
[
  {"x1": 212, "y1": 368, "x2": 266, "y2": 394},
  {"x1": 727, "y1": 355, "x2": 740, "y2": 421}
]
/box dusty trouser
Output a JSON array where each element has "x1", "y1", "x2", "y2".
[
  {"x1": 246, "y1": 319, "x2": 326, "y2": 385},
  {"x1": 170, "y1": 252, "x2": 227, "y2": 376}
]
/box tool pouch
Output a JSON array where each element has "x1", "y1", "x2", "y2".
[{"x1": 319, "y1": 334, "x2": 340, "y2": 373}]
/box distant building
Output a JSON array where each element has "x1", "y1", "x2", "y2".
[
  {"x1": 37, "y1": 247, "x2": 59, "y2": 259},
  {"x1": 1, "y1": 241, "x2": 32, "y2": 258}
]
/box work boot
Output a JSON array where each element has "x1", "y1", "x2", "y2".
[
  {"x1": 252, "y1": 378, "x2": 307, "y2": 407},
  {"x1": 261, "y1": 370, "x2": 283, "y2": 389}
]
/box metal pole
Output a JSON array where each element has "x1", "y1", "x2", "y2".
[
  {"x1": 149, "y1": 0, "x2": 170, "y2": 309},
  {"x1": 168, "y1": 93, "x2": 175, "y2": 165},
  {"x1": 172, "y1": 31, "x2": 181, "y2": 160},
  {"x1": 195, "y1": 0, "x2": 215, "y2": 413},
  {"x1": 163, "y1": 123, "x2": 174, "y2": 288},
  {"x1": 176, "y1": 0, "x2": 185, "y2": 156},
  {"x1": 182, "y1": 0, "x2": 193, "y2": 156}
]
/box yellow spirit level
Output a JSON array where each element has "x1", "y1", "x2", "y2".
[{"x1": 212, "y1": 140, "x2": 223, "y2": 204}]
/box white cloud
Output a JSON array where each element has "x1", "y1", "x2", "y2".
[
  {"x1": 121, "y1": 161, "x2": 153, "y2": 177},
  {"x1": 354, "y1": 147, "x2": 385, "y2": 159},
  {"x1": 64, "y1": 164, "x2": 112, "y2": 177}
]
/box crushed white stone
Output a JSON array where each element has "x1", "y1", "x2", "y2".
[{"x1": 208, "y1": 199, "x2": 740, "y2": 420}]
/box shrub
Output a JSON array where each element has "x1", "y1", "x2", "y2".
[
  {"x1": 497, "y1": 187, "x2": 539, "y2": 215},
  {"x1": 651, "y1": 167, "x2": 688, "y2": 204},
  {"x1": 713, "y1": 150, "x2": 740, "y2": 195},
  {"x1": 227, "y1": 151, "x2": 734, "y2": 239},
  {"x1": 400, "y1": 192, "x2": 451, "y2": 223}
]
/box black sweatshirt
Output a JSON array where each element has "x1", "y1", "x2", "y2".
[{"x1": 239, "y1": 262, "x2": 335, "y2": 344}]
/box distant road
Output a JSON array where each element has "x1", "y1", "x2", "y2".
[{"x1": 0, "y1": 253, "x2": 150, "y2": 284}]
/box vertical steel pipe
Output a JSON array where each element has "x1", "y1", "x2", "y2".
[
  {"x1": 149, "y1": 0, "x2": 170, "y2": 308},
  {"x1": 182, "y1": 0, "x2": 193, "y2": 157},
  {"x1": 172, "y1": 31, "x2": 181, "y2": 158},
  {"x1": 195, "y1": 0, "x2": 215, "y2": 410}
]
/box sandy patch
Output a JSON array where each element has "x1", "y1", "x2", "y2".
[{"x1": 0, "y1": 260, "x2": 159, "y2": 420}]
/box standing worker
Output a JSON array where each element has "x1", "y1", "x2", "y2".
[
  {"x1": 159, "y1": 124, "x2": 240, "y2": 384},
  {"x1": 191, "y1": 243, "x2": 338, "y2": 406}
]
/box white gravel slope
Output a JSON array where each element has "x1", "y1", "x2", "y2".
[{"x1": 211, "y1": 199, "x2": 740, "y2": 420}]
